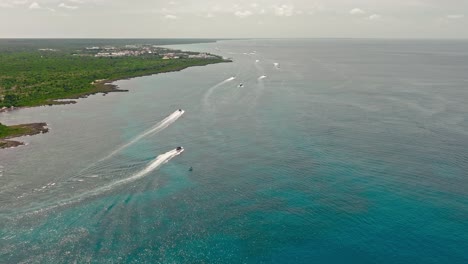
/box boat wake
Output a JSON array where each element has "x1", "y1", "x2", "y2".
[
  {"x1": 258, "y1": 75, "x2": 267, "y2": 80},
  {"x1": 100, "y1": 110, "x2": 185, "y2": 161},
  {"x1": 13, "y1": 148, "x2": 184, "y2": 218},
  {"x1": 72, "y1": 109, "x2": 184, "y2": 179},
  {"x1": 91, "y1": 148, "x2": 184, "y2": 194},
  {"x1": 203, "y1": 76, "x2": 236, "y2": 108}
]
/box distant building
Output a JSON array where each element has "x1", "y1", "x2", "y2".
[{"x1": 188, "y1": 53, "x2": 216, "y2": 59}]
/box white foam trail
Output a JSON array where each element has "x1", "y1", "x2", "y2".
[
  {"x1": 255, "y1": 60, "x2": 260, "y2": 63},
  {"x1": 258, "y1": 75, "x2": 267, "y2": 80},
  {"x1": 203, "y1": 77, "x2": 236, "y2": 107},
  {"x1": 101, "y1": 110, "x2": 185, "y2": 161},
  {"x1": 95, "y1": 148, "x2": 184, "y2": 193},
  {"x1": 16, "y1": 149, "x2": 183, "y2": 217}
]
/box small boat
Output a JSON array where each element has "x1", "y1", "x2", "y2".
[
  {"x1": 176, "y1": 146, "x2": 184, "y2": 152},
  {"x1": 189, "y1": 167, "x2": 193, "y2": 172},
  {"x1": 238, "y1": 83, "x2": 244, "y2": 88}
]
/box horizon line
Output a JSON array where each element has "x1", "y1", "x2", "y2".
[{"x1": 1, "y1": 37, "x2": 468, "y2": 41}]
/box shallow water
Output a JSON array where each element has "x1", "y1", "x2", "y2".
[{"x1": 1, "y1": 39, "x2": 468, "y2": 263}]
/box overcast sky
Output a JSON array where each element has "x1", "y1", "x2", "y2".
[{"x1": 0, "y1": 0, "x2": 467, "y2": 38}]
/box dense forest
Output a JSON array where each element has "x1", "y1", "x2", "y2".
[
  {"x1": 0, "y1": 39, "x2": 227, "y2": 144},
  {"x1": 0, "y1": 50, "x2": 225, "y2": 108}
]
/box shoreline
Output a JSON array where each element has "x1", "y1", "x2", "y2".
[
  {"x1": 0, "y1": 123, "x2": 49, "y2": 149},
  {"x1": 0, "y1": 59, "x2": 228, "y2": 114},
  {"x1": 0, "y1": 59, "x2": 229, "y2": 149}
]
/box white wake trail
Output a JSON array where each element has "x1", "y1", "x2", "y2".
[
  {"x1": 15, "y1": 149, "x2": 184, "y2": 218},
  {"x1": 258, "y1": 75, "x2": 267, "y2": 80},
  {"x1": 101, "y1": 110, "x2": 185, "y2": 161},
  {"x1": 203, "y1": 76, "x2": 236, "y2": 107},
  {"x1": 94, "y1": 148, "x2": 184, "y2": 193}
]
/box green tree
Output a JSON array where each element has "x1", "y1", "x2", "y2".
[{"x1": 2, "y1": 94, "x2": 19, "y2": 107}]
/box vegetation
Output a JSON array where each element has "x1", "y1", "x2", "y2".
[
  {"x1": 0, "y1": 51, "x2": 225, "y2": 107},
  {"x1": 0, "y1": 39, "x2": 228, "y2": 148},
  {"x1": 0, "y1": 122, "x2": 28, "y2": 138},
  {"x1": 0, "y1": 39, "x2": 220, "y2": 53},
  {"x1": 0, "y1": 122, "x2": 49, "y2": 148}
]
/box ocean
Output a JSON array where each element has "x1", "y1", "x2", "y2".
[{"x1": 1, "y1": 39, "x2": 468, "y2": 263}]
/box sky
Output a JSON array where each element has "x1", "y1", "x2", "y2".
[{"x1": 0, "y1": 0, "x2": 467, "y2": 38}]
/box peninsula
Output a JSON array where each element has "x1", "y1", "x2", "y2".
[
  {"x1": 0, "y1": 39, "x2": 229, "y2": 148},
  {"x1": 0, "y1": 122, "x2": 48, "y2": 148}
]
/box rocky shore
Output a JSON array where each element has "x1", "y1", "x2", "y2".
[{"x1": 0, "y1": 123, "x2": 49, "y2": 149}]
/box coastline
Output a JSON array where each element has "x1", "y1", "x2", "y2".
[
  {"x1": 0, "y1": 123, "x2": 48, "y2": 149},
  {"x1": 0, "y1": 59, "x2": 229, "y2": 149}
]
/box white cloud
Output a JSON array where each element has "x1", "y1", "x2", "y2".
[
  {"x1": 234, "y1": 10, "x2": 253, "y2": 18},
  {"x1": 447, "y1": 14, "x2": 464, "y2": 20},
  {"x1": 28, "y1": 2, "x2": 55, "y2": 12},
  {"x1": 273, "y1": 4, "x2": 294, "y2": 17},
  {"x1": 58, "y1": 3, "x2": 78, "y2": 9},
  {"x1": 29, "y1": 2, "x2": 41, "y2": 9},
  {"x1": 350, "y1": 8, "x2": 365, "y2": 15},
  {"x1": 3, "y1": 0, "x2": 468, "y2": 38},
  {"x1": 0, "y1": 0, "x2": 27, "y2": 8},
  {"x1": 164, "y1": 14, "x2": 178, "y2": 19},
  {"x1": 368, "y1": 14, "x2": 382, "y2": 20},
  {"x1": 13, "y1": 0, "x2": 28, "y2": 4}
]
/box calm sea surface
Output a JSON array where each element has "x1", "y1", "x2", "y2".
[{"x1": 1, "y1": 39, "x2": 468, "y2": 263}]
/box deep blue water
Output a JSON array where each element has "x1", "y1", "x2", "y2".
[{"x1": 1, "y1": 39, "x2": 468, "y2": 263}]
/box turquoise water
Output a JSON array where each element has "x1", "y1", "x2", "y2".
[{"x1": 1, "y1": 39, "x2": 468, "y2": 263}]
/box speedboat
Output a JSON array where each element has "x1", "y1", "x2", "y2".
[
  {"x1": 238, "y1": 83, "x2": 244, "y2": 88},
  {"x1": 176, "y1": 146, "x2": 184, "y2": 152},
  {"x1": 178, "y1": 109, "x2": 183, "y2": 112}
]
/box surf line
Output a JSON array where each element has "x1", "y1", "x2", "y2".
[{"x1": 100, "y1": 109, "x2": 185, "y2": 162}]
